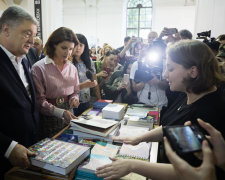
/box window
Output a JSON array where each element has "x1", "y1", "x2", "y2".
[{"x1": 127, "y1": 0, "x2": 153, "y2": 39}]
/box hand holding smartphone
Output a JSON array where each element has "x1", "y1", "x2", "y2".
[
  {"x1": 164, "y1": 125, "x2": 209, "y2": 155},
  {"x1": 166, "y1": 28, "x2": 178, "y2": 35},
  {"x1": 122, "y1": 74, "x2": 129, "y2": 84}
]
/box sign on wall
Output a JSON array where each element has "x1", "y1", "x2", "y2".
[{"x1": 34, "y1": 0, "x2": 43, "y2": 40}]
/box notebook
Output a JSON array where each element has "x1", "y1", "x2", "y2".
[{"x1": 117, "y1": 142, "x2": 151, "y2": 161}]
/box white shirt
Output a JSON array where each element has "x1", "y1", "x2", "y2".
[
  {"x1": 0, "y1": 45, "x2": 30, "y2": 159},
  {"x1": 130, "y1": 61, "x2": 168, "y2": 109}
]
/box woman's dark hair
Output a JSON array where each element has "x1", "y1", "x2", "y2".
[
  {"x1": 167, "y1": 40, "x2": 225, "y2": 94},
  {"x1": 73, "y1": 34, "x2": 92, "y2": 71},
  {"x1": 44, "y1": 27, "x2": 78, "y2": 59}
]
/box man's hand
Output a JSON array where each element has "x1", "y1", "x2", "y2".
[{"x1": 8, "y1": 144, "x2": 36, "y2": 168}]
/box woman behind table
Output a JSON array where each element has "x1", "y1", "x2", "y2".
[
  {"x1": 102, "y1": 59, "x2": 136, "y2": 104},
  {"x1": 94, "y1": 50, "x2": 117, "y2": 90},
  {"x1": 31, "y1": 27, "x2": 80, "y2": 138},
  {"x1": 96, "y1": 40, "x2": 225, "y2": 180},
  {"x1": 72, "y1": 34, "x2": 97, "y2": 116}
]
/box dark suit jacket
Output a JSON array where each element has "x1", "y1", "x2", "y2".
[
  {"x1": 26, "y1": 47, "x2": 39, "y2": 68},
  {"x1": 0, "y1": 47, "x2": 40, "y2": 175}
]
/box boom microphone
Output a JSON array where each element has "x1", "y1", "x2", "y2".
[{"x1": 86, "y1": 70, "x2": 94, "y2": 82}]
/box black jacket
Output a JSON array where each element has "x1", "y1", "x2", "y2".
[{"x1": 0, "y1": 47, "x2": 40, "y2": 175}]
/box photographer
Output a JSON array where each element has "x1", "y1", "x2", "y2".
[
  {"x1": 129, "y1": 44, "x2": 168, "y2": 109},
  {"x1": 118, "y1": 36, "x2": 141, "y2": 65},
  {"x1": 148, "y1": 31, "x2": 158, "y2": 44}
]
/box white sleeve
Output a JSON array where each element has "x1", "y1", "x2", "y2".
[
  {"x1": 129, "y1": 61, "x2": 138, "y2": 80},
  {"x1": 4, "y1": 141, "x2": 18, "y2": 158}
]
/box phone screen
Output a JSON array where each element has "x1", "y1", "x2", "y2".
[
  {"x1": 123, "y1": 74, "x2": 129, "y2": 83},
  {"x1": 167, "y1": 28, "x2": 177, "y2": 35},
  {"x1": 167, "y1": 126, "x2": 202, "y2": 153}
]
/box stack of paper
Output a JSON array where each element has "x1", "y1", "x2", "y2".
[
  {"x1": 125, "y1": 115, "x2": 154, "y2": 129},
  {"x1": 102, "y1": 104, "x2": 125, "y2": 120},
  {"x1": 115, "y1": 125, "x2": 150, "y2": 138},
  {"x1": 125, "y1": 107, "x2": 150, "y2": 118},
  {"x1": 70, "y1": 117, "x2": 120, "y2": 137},
  {"x1": 70, "y1": 126, "x2": 120, "y2": 143}
]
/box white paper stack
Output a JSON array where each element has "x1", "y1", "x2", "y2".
[{"x1": 102, "y1": 104, "x2": 125, "y2": 120}]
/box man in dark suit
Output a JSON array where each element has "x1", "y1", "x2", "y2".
[{"x1": 0, "y1": 6, "x2": 40, "y2": 178}]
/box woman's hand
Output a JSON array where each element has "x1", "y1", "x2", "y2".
[
  {"x1": 197, "y1": 119, "x2": 225, "y2": 170},
  {"x1": 85, "y1": 79, "x2": 98, "y2": 88},
  {"x1": 97, "y1": 71, "x2": 108, "y2": 77},
  {"x1": 117, "y1": 82, "x2": 127, "y2": 91},
  {"x1": 184, "y1": 119, "x2": 225, "y2": 170},
  {"x1": 112, "y1": 136, "x2": 141, "y2": 145},
  {"x1": 69, "y1": 98, "x2": 79, "y2": 108},
  {"x1": 164, "y1": 137, "x2": 216, "y2": 180},
  {"x1": 147, "y1": 75, "x2": 159, "y2": 85},
  {"x1": 96, "y1": 158, "x2": 132, "y2": 180},
  {"x1": 63, "y1": 110, "x2": 77, "y2": 124}
]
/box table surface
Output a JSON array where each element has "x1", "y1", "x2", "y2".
[{"x1": 5, "y1": 106, "x2": 159, "y2": 180}]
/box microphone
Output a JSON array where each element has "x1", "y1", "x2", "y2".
[{"x1": 86, "y1": 70, "x2": 94, "y2": 82}]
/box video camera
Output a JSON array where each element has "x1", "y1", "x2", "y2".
[
  {"x1": 197, "y1": 30, "x2": 211, "y2": 40},
  {"x1": 196, "y1": 30, "x2": 220, "y2": 53},
  {"x1": 134, "y1": 40, "x2": 165, "y2": 82}
]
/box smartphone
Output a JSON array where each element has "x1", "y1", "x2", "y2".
[
  {"x1": 122, "y1": 74, "x2": 129, "y2": 84},
  {"x1": 167, "y1": 28, "x2": 177, "y2": 35},
  {"x1": 164, "y1": 125, "x2": 207, "y2": 154}
]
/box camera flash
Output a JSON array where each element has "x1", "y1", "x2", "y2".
[{"x1": 147, "y1": 51, "x2": 159, "y2": 62}]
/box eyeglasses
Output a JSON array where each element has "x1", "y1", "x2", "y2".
[
  {"x1": 22, "y1": 30, "x2": 37, "y2": 39},
  {"x1": 34, "y1": 42, "x2": 40, "y2": 46}
]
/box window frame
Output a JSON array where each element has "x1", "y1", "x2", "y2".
[{"x1": 126, "y1": 0, "x2": 153, "y2": 38}]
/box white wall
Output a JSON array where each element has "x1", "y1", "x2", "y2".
[
  {"x1": 41, "y1": 0, "x2": 63, "y2": 44},
  {"x1": 63, "y1": 0, "x2": 197, "y2": 48},
  {"x1": 194, "y1": 0, "x2": 225, "y2": 38},
  {"x1": 2, "y1": 0, "x2": 225, "y2": 47},
  {"x1": 152, "y1": 2, "x2": 196, "y2": 36},
  {"x1": 63, "y1": 0, "x2": 125, "y2": 48},
  {"x1": 4, "y1": 0, "x2": 63, "y2": 44}
]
